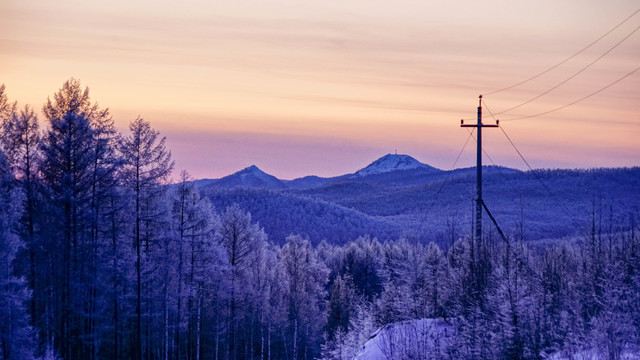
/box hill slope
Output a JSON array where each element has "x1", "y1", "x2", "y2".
[{"x1": 196, "y1": 155, "x2": 640, "y2": 245}]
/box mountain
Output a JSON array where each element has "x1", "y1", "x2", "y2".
[
  {"x1": 198, "y1": 165, "x2": 640, "y2": 245},
  {"x1": 199, "y1": 154, "x2": 446, "y2": 190},
  {"x1": 193, "y1": 155, "x2": 639, "y2": 246},
  {"x1": 213, "y1": 165, "x2": 286, "y2": 189},
  {"x1": 354, "y1": 154, "x2": 437, "y2": 177}
]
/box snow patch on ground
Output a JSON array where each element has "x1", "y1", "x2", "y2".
[
  {"x1": 544, "y1": 348, "x2": 640, "y2": 360},
  {"x1": 352, "y1": 318, "x2": 454, "y2": 360}
]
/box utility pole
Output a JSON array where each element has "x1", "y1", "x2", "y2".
[{"x1": 461, "y1": 95, "x2": 499, "y2": 243}]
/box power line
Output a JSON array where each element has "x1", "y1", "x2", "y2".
[
  {"x1": 414, "y1": 128, "x2": 476, "y2": 242},
  {"x1": 485, "y1": 7, "x2": 640, "y2": 96},
  {"x1": 436, "y1": 128, "x2": 476, "y2": 194},
  {"x1": 498, "y1": 125, "x2": 587, "y2": 230},
  {"x1": 469, "y1": 101, "x2": 525, "y2": 197},
  {"x1": 469, "y1": 100, "x2": 602, "y2": 234},
  {"x1": 465, "y1": 127, "x2": 522, "y2": 200},
  {"x1": 494, "y1": 23, "x2": 640, "y2": 116},
  {"x1": 483, "y1": 99, "x2": 497, "y2": 121},
  {"x1": 499, "y1": 126, "x2": 536, "y2": 173},
  {"x1": 501, "y1": 65, "x2": 640, "y2": 121}
]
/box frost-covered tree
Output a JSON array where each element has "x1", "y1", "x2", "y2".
[
  {"x1": 321, "y1": 298, "x2": 375, "y2": 360},
  {"x1": 119, "y1": 116, "x2": 173, "y2": 360},
  {"x1": 42, "y1": 78, "x2": 111, "y2": 129},
  {"x1": 339, "y1": 237, "x2": 384, "y2": 302},
  {"x1": 326, "y1": 275, "x2": 357, "y2": 340},
  {"x1": 171, "y1": 170, "x2": 219, "y2": 359},
  {"x1": 40, "y1": 110, "x2": 96, "y2": 359},
  {"x1": 1, "y1": 105, "x2": 41, "y2": 231},
  {"x1": 280, "y1": 234, "x2": 328, "y2": 360},
  {"x1": 0, "y1": 98, "x2": 43, "y2": 344},
  {"x1": 219, "y1": 204, "x2": 266, "y2": 360},
  {"x1": 0, "y1": 84, "x2": 16, "y2": 126},
  {"x1": 422, "y1": 242, "x2": 450, "y2": 318},
  {"x1": 377, "y1": 238, "x2": 419, "y2": 323},
  {"x1": 0, "y1": 149, "x2": 36, "y2": 360},
  {"x1": 39, "y1": 79, "x2": 121, "y2": 358},
  {"x1": 100, "y1": 183, "x2": 135, "y2": 360}
]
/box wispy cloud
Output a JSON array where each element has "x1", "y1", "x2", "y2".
[{"x1": 1, "y1": 0, "x2": 638, "y2": 177}]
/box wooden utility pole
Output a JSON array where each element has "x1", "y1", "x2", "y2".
[{"x1": 461, "y1": 95, "x2": 499, "y2": 243}]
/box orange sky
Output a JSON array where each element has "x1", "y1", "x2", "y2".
[{"x1": 1, "y1": 0, "x2": 638, "y2": 179}]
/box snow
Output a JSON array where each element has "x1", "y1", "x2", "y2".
[
  {"x1": 544, "y1": 348, "x2": 640, "y2": 360},
  {"x1": 355, "y1": 154, "x2": 430, "y2": 177},
  {"x1": 352, "y1": 318, "x2": 454, "y2": 360}
]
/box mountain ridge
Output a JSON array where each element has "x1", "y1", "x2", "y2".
[
  {"x1": 192, "y1": 151, "x2": 640, "y2": 245},
  {"x1": 213, "y1": 164, "x2": 286, "y2": 189},
  {"x1": 353, "y1": 153, "x2": 438, "y2": 177},
  {"x1": 202, "y1": 154, "x2": 450, "y2": 190},
  {"x1": 198, "y1": 166, "x2": 640, "y2": 245}
]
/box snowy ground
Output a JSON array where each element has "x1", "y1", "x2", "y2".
[
  {"x1": 544, "y1": 349, "x2": 640, "y2": 360},
  {"x1": 352, "y1": 318, "x2": 454, "y2": 360},
  {"x1": 352, "y1": 318, "x2": 640, "y2": 360}
]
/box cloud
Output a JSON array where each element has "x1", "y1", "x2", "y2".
[{"x1": 1, "y1": 0, "x2": 638, "y2": 178}]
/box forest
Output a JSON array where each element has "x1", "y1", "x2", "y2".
[{"x1": 1, "y1": 79, "x2": 639, "y2": 360}]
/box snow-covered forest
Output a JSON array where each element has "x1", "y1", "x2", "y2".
[{"x1": 1, "y1": 79, "x2": 639, "y2": 359}]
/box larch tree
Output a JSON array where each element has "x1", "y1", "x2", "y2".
[
  {"x1": 40, "y1": 110, "x2": 96, "y2": 359},
  {"x1": 422, "y1": 242, "x2": 449, "y2": 318},
  {"x1": 0, "y1": 148, "x2": 36, "y2": 360},
  {"x1": 118, "y1": 116, "x2": 173, "y2": 360},
  {"x1": 279, "y1": 234, "x2": 328, "y2": 360},
  {"x1": 41, "y1": 79, "x2": 119, "y2": 359},
  {"x1": 1, "y1": 105, "x2": 43, "y2": 348},
  {"x1": 219, "y1": 204, "x2": 266, "y2": 360},
  {"x1": 42, "y1": 78, "x2": 111, "y2": 129},
  {"x1": 326, "y1": 274, "x2": 357, "y2": 340},
  {"x1": 171, "y1": 171, "x2": 220, "y2": 360},
  {"x1": 0, "y1": 84, "x2": 17, "y2": 126}
]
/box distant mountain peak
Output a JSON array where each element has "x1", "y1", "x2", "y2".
[
  {"x1": 355, "y1": 154, "x2": 433, "y2": 176},
  {"x1": 241, "y1": 165, "x2": 263, "y2": 173},
  {"x1": 215, "y1": 164, "x2": 285, "y2": 189}
]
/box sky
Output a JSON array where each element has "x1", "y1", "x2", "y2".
[{"x1": 0, "y1": 0, "x2": 638, "y2": 180}]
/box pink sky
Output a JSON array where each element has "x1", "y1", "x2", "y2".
[{"x1": 1, "y1": 0, "x2": 638, "y2": 179}]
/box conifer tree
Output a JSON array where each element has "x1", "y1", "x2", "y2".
[
  {"x1": 40, "y1": 111, "x2": 96, "y2": 359},
  {"x1": 0, "y1": 149, "x2": 36, "y2": 360},
  {"x1": 280, "y1": 234, "x2": 328, "y2": 360},
  {"x1": 1, "y1": 105, "x2": 43, "y2": 347},
  {"x1": 119, "y1": 116, "x2": 173, "y2": 360},
  {"x1": 219, "y1": 204, "x2": 266, "y2": 360}
]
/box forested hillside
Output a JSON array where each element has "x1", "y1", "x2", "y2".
[
  {"x1": 198, "y1": 164, "x2": 640, "y2": 246},
  {"x1": 1, "y1": 80, "x2": 639, "y2": 360}
]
